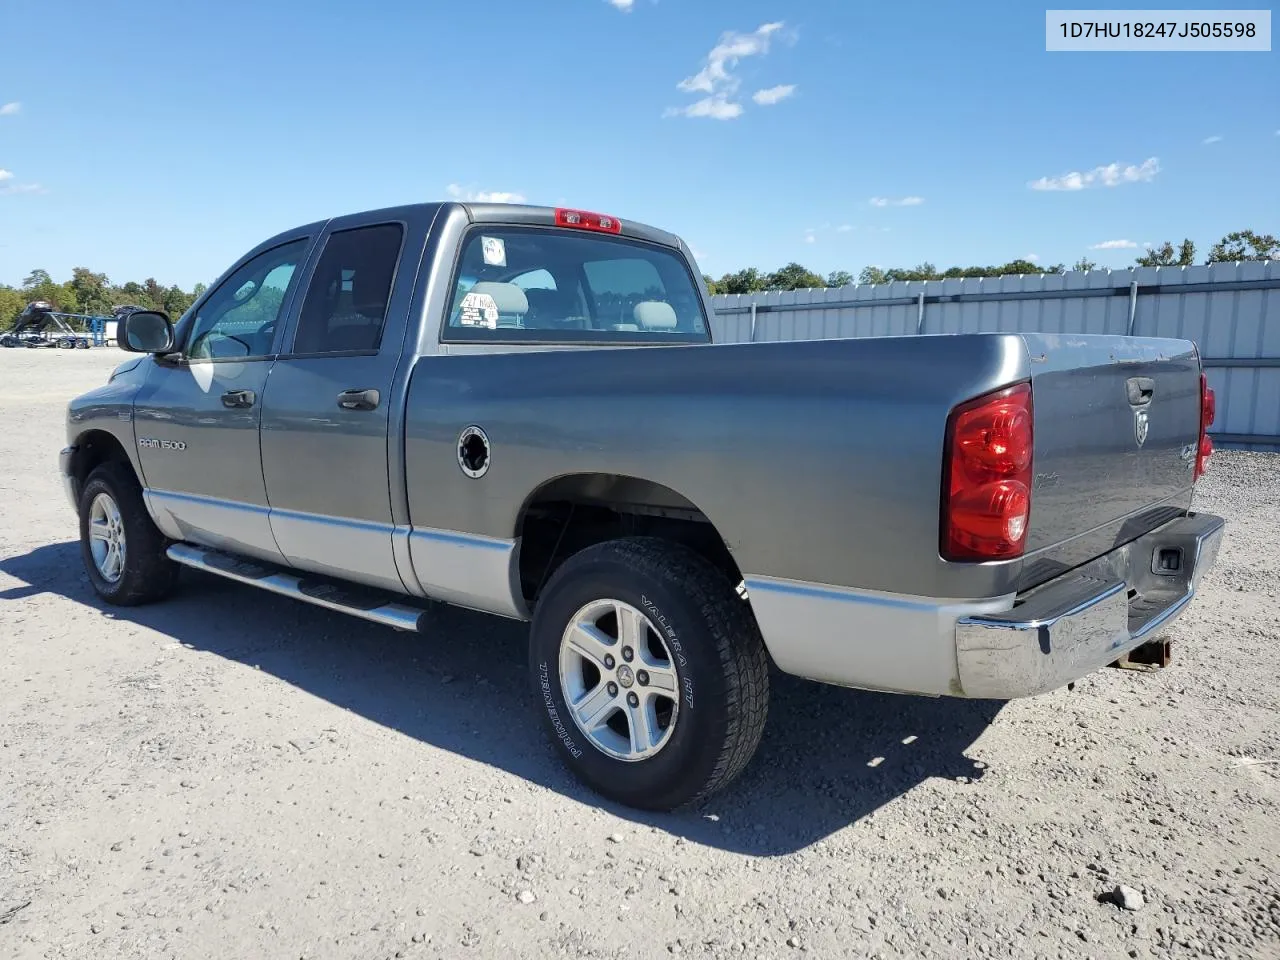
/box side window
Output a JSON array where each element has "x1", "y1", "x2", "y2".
[
  {"x1": 443, "y1": 228, "x2": 709, "y2": 343},
  {"x1": 185, "y1": 239, "x2": 308, "y2": 360},
  {"x1": 292, "y1": 223, "x2": 404, "y2": 355}
]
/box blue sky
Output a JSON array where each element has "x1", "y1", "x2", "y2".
[{"x1": 0, "y1": 0, "x2": 1276, "y2": 289}]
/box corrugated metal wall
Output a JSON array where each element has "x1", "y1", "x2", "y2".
[{"x1": 709, "y1": 261, "x2": 1280, "y2": 448}]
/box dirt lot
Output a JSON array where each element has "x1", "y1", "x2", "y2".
[{"x1": 1, "y1": 347, "x2": 1278, "y2": 960}]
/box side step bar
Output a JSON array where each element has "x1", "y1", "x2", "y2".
[{"x1": 166, "y1": 543, "x2": 431, "y2": 632}]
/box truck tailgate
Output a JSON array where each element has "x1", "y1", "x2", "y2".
[{"x1": 1018, "y1": 333, "x2": 1203, "y2": 590}]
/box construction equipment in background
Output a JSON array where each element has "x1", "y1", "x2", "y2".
[{"x1": 1, "y1": 301, "x2": 113, "y2": 348}]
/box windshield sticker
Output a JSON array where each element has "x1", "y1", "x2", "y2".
[
  {"x1": 458, "y1": 291, "x2": 500, "y2": 328},
  {"x1": 481, "y1": 236, "x2": 507, "y2": 267}
]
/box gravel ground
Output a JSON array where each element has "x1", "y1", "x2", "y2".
[{"x1": 1, "y1": 347, "x2": 1277, "y2": 960}]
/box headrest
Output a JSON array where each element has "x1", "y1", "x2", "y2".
[
  {"x1": 633, "y1": 300, "x2": 678, "y2": 330},
  {"x1": 469, "y1": 281, "x2": 528, "y2": 315}
]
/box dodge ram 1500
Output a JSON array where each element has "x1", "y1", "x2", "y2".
[{"x1": 61, "y1": 201, "x2": 1225, "y2": 810}]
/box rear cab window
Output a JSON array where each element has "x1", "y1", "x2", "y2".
[{"x1": 442, "y1": 227, "x2": 709, "y2": 344}]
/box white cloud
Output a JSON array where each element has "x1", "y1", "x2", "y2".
[
  {"x1": 803, "y1": 229, "x2": 816, "y2": 244},
  {"x1": 668, "y1": 22, "x2": 787, "y2": 119},
  {"x1": 605, "y1": 0, "x2": 633, "y2": 9},
  {"x1": 0, "y1": 102, "x2": 19, "y2": 116},
  {"x1": 0, "y1": 169, "x2": 11, "y2": 182},
  {"x1": 1023, "y1": 253, "x2": 1040, "y2": 262},
  {"x1": 1029, "y1": 157, "x2": 1160, "y2": 191},
  {"x1": 1202, "y1": 135, "x2": 1223, "y2": 145},
  {"x1": 869, "y1": 196, "x2": 924, "y2": 207},
  {"x1": 446, "y1": 183, "x2": 526, "y2": 204},
  {"x1": 678, "y1": 22, "x2": 783, "y2": 94},
  {"x1": 1090, "y1": 239, "x2": 1138, "y2": 250},
  {"x1": 836, "y1": 224, "x2": 853, "y2": 232},
  {"x1": 0, "y1": 182, "x2": 44, "y2": 196},
  {"x1": 752, "y1": 84, "x2": 796, "y2": 106},
  {"x1": 663, "y1": 96, "x2": 742, "y2": 120}
]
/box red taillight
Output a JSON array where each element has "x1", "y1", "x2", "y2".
[
  {"x1": 942, "y1": 382, "x2": 1034, "y2": 562},
  {"x1": 1195, "y1": 371, "x2": 1215, "y2": 481},
  {"x1": 554, "y1": 207, "x2": 623, "y2": 234}
]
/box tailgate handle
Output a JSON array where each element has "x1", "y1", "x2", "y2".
[{"x1": 1126, "y1": 377, "x2": 1155, "y2": 406}]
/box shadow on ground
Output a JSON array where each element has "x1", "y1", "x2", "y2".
[{"x1": 2, "y1": 541, "x2": 1004, "y2": 855}]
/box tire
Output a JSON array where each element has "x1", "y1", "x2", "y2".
[
  {"x1": 78, "y1": 461, "x2": 179, "y2": 606},
  {"x1": 529, "y1": 537, "x2": 770, "y2": 811}
]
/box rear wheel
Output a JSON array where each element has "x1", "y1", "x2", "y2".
[
  {"x1": 529, "y1": 537, "x2": 769, "y2": 811},
  {"x1": 78, "y1": 462, "x2": 179, "y2": 606}
]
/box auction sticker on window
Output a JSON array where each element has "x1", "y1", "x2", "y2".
[
  {"x1": 481, "y1": 236, "x2": 507, "y2": 267},
  {"x1": 458, "y1": 292, "x2": 499, "y2": 328}
]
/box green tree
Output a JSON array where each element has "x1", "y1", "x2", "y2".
[
  {"x1": 1206, "y1": 229, "x2": 1278, "y2": 262},
  {"x1": 20, "y1": 268, "x2": 69, "y2": 309},
  {"x1": 143, "y1": 278, "x2": 166, "y2": 306},
  {"x1": 715, "y1": 267, "x2": 768, "y2": 295},
  {"x1": 114, "y1": 281, "x2": 158, "y2": 310},
  {"x1": 858, "y1": 266, "x2": 889, "y2": 285},
  {"x1": 70, "y1": 267, "x2": 112, "y2": 316},
  {"x1": 765, "y1": 262, "x2": 824, "y2": 291},
  {"x1": 1135, "y1": 239, "x2": 1195, "y2": 267},
  {"x1": 163, "y1": 284, "x2": 196, "y2": 319},
  {"x1": 0, "y1": 285, "x2": 25, "y2": 325},
  {"x1": 702, "y1": 274, "x2": 718, "y2": 295},
  {"x1": 1073, "y1": 257, "x2": 1097, "y2": 272},
  {"x1": 826, "y1": 270, "x2": 854, "y2": 288}
]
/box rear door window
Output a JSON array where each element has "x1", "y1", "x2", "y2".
[
  {"x1": 292, "y1": 223, "x2": 405, "y2": 355},
  {"x1": 442, "y1": 227, "x2": 709, "y2": 343}
]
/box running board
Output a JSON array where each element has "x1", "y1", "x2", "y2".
[{"x1": 166, "y1": 543, "x2": 430, "y2": 632}]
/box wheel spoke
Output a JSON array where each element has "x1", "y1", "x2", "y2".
[
  {"x1": 627, "y1": 697, "x2": 657, "y2": 755},
  {"x1": 615, "y1": 602, "x2": 648, "y2": 650},
  {"x1": 566, "y1": 622, "x2": 615, "y2": 671},
  {"x1": 89, "y1": 519, "x2": 111, "y2": 542},
  {"x1": 103, "y1": 546, "x2": 121, "y2": 580},
  {"x1": 644, "y1": 665, "x2": 679, "y2": 696},
  {"x1": 572, "y1": 683, "x2": 617, "y2": 731}
]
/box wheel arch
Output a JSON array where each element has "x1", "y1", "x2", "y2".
[
  {"x1": 67, "y1": 429, "x2": 139, "y2": 505},
  {"x1": 513, "y1": 472, "x2": 746, "y2": 609}
]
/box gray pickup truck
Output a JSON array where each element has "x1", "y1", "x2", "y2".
[{"x1": 61, "y1": 201, "x2": 1225, "y2": 810}]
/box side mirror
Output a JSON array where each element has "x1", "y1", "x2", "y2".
[{"x1": 120, "y1": 310, "x2": 175, "y2": 354}]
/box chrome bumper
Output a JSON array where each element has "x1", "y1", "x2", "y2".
[
  {"x1": 956, "y1": 512, "x2": 1225, "y2": 699},
  {"x1": 60, "y1": 446, "x2": 79, "y2": 511}
]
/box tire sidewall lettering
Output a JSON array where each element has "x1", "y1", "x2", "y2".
[
  {"x1": 539, "y1": 660, "x2": 582, "y2": 758},
  {"x1": 640, "y1": 593, "x2": 694, "y2": 712}
]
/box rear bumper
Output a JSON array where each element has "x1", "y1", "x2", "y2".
[
  {"x1": 745, "y1": 511, "x2": 1225, "y2": 700},
  {"x1": 955, "y1": 511, "x2": 1225, "y2": 698}
]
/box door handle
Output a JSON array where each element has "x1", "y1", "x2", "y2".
[
  {"x1": 337, "y1": 388, "x2": 380, "y2": 411},
  {"x1": 221, "y1": 389, "x2": 256, "y2": 409}
]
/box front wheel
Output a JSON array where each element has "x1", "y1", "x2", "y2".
[
  {"x1": 78, "y1": 462, "x2": 179, "y2": 606},
  {"x1": 529, "y1": 537, "x2": 770, "y2": 811}
]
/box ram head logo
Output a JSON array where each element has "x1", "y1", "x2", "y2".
[{"x1": 1133, "y1": 408, "x2": 1150, "y2": 448}]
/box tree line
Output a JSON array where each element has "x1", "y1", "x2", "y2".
[
  {"x1": 2, "y1": 228, "x2": 1273, "y2": 325},
  {"x1": 703, "y1": 228, "x2": 1277, "y2": 294},
  {"x1": 0, "y1": 269, "x2": 207, "y2": 328}
]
